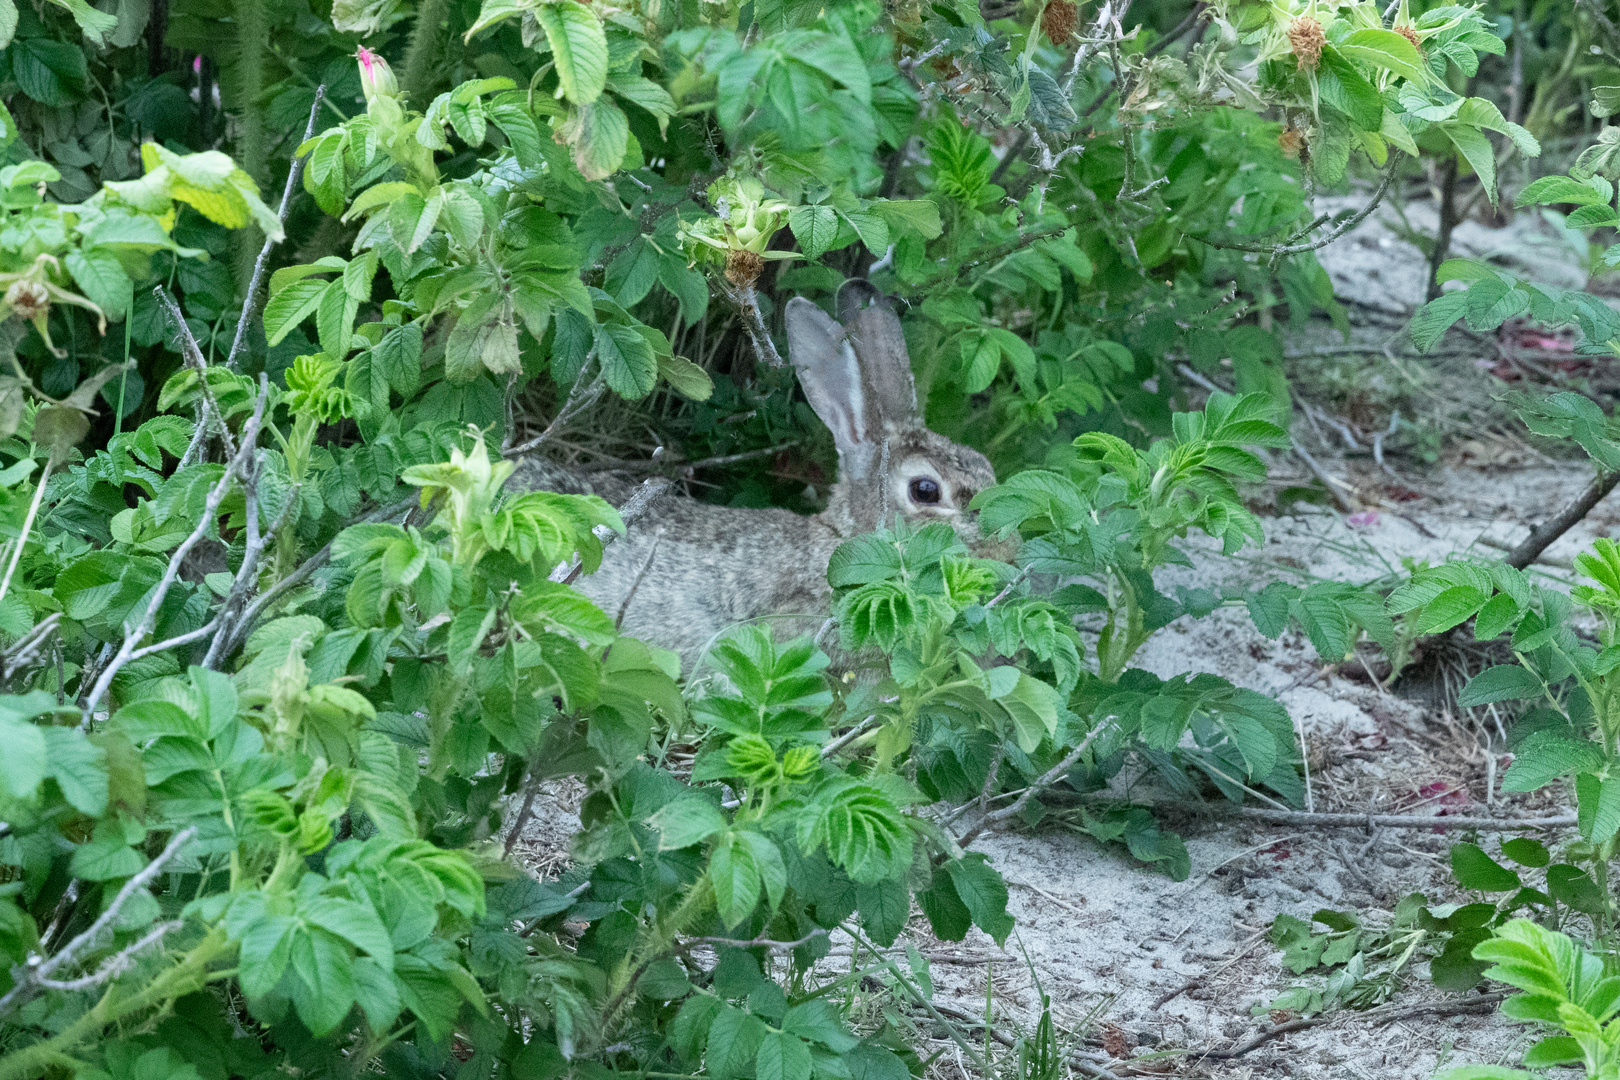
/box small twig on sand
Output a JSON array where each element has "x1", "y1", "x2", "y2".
[
  {"x1": 1073, "y1": 796, "x2": 1576, "y2": 833},
  {"x1": 1191, "y1": 992, "x2": 1506, "y2": 1059}
]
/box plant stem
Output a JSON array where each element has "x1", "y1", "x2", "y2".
[
  {"x1": 0, "y1": 459, "x2": 51, "y2": 612},
  {"x1": 0, "y1": 928, "x2": 231, "y2": 1080},
  {"x1": 401, "y1": 0, "x2": 449, "y2": 106}
]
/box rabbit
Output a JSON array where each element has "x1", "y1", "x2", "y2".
[{"x1": 512, "y1": 280, "x2": 999, "y2": 670}]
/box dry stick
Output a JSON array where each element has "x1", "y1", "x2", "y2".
[
  {"x1": 822, "y1": 714, "x2": 878, "y2": 757},
  {"x1": 553, "y1": 478, "x2": 672, "y2": 586},
  {"x1": 1199, "y1": 166, "x2": 1397, "y2": 267},
  {"x1": 155, "y1": 287, "x2": 237, "y2": 462},
  {"x1": 956, "y1": 722, "x2": 1113, "y2": 846},
  {"x1": 679, "y1": 928, "x2": 828, "y2": 953},
  {"x1": 502, "y1": 367, "x2": 606, "y2": 459},
  {"x1": 1193, "y1": 992, "x2": 1506, "y2": 1060},
  {"x1": 1505, "y1": 469, "x2": 1620, "y2": 569},
  {"x1": 1105, "y1": 798, "x2": 1576, "y2": 832},
  {"x1": 1152, "y1": 927, "x2": 1271, "y2": 1009},
  {"x1": 613, "y1": 529, "x2": 664, "y2": 630},
  {"x1": 218, "y1": 494, "x2": 418, "y2": 662},
  {"x1": 226, "y1": 86, "x2": 325, "y2": 371},
  {"x1": 0, "y1": 827, "x2": 196, "y2": 1018}
]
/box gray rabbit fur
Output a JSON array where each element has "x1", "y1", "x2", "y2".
[{"x1": 509, "y1": 281, "x2": 997, "y2": 669}]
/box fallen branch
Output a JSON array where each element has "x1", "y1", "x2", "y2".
[
  {"x1": 1069, "y1": 796, "x2": 1576, "y2": 832},
  {"x1": 1505, "y1": 469, "x2": 1620, "y2": 569},
  {"x1": 1191, "y1": 992, "x2": 1506, "y2": 1059},
  {"x1": 678, "y1": 928, "x2": 828, "y2": 953}
]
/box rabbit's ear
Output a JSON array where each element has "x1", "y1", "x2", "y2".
[
  {"x1": 785, "y1": 297, "x2": 871, "y2": 472},
  {"x1": 837, "y1": 280, "x2": 918, "y2": 427}
]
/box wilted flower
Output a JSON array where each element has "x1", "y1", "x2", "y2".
[
  {"x1": 356, "y1": 46, "x2": 398, "y2": 103},
  {"x1": 1041, "y1": 0, "x2": 1078, "y2": 43},
  {"x1": 1287, "y1": 16, "x2": 1325, "y2": 70}
]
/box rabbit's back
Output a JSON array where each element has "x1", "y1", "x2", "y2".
[{"x1": 573, "y1": 497, "x2": 843, "y2": 668}]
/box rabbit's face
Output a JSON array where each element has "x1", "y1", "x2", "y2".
[
  {"x1": 887, "y1": 433, "x2": 996, "y2": 522},
  {"x1": 786, "y1": 283, "x2": 1005, "y2": 553}
]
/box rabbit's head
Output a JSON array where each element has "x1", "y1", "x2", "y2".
[{"x1": 785, "y1": 280, "x2": 997, "y2": 542}]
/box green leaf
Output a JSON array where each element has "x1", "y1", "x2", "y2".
[
  {"x1": 43, "y1": 727, "x2": 108, "y2": 816},
  {"x1": 1444, "y1": 124, "x2": 1501, "y2": 207},
  {"x1": 65, "y1": 248, "x2": 133, "y2": 320},
  {"x1": 1337, "y1": 28, "x2": 1430, "y2": 85},
  {"x1": 1501, "y1": 731, "x2": 1605, "y2": 792},
  {"x1": 855, "y1": 877, "x2": 910, "y2": 946},
  {"x1": 1001, "y1": 672, "x2": 1059, "y2": 753},
  {"x1": 1459, "y1": 665, "x2": 1542, "y2": 706},
  {"x1": 649, "y1": 793, "x2": 726, "y2": 850},
  {"x1": 710, "y1": 832, "x2": 762, "y2": 928},
  {"x1": 1409, "y1": 292, "x2": 1468, "y2": 353},
  {"x1": 944, "y1": 853, "x2": 1013, "y2": 946},
  {"x1": 658, "y1": 355, "x2": 713, "y2": 401},
  {"x1": 707, "y1": 1006, "x2": 769, "y2": 1080},
  {"x1": 596, "y1": 322, "x2": 658, "y2": 399},
  {"x1": 1449, "y1": 843, "x2": 1520, "y2": 892},
  {"x1": 1576, "y1": 771, "x2": 1620, "y2": 845},
  {"x1": 539, "y1": 1, "x2": 608, "y2": 105},
  {"x1": 788, "y1": 204, "x2": 839, "y2": 261},
  {"x1": 1500, "y1": 837, "x2": 1550, "y2": 868},
  {"x1": 0, "y1": 697, "x2": 49, "y2": 799},
  {"x1": 827, "y1": 535, "x2": 903, "y2": 587},
  {"x1": 756, "y1": 1031, "x2": 812, "y2": 1080}
]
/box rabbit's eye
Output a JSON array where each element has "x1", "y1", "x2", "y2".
[{"x1": 909, "y1": 477, "x2": 941, "y2": 505}]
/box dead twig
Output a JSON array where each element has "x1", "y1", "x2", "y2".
[
  {"x1": 0, "y1": 827, "x2": 196, "y2": 1017},
  {"x1": 956, "y1": 722, "x2": 1113, "y2": 846},
  {"x1": 226, "y1": 87, "x2": 324, "y2": 371},
  {"x1": 1192, "y1": 992, "x2": 1506, "y2": 1059},
  {"x1": 553, "y1": 479, "x2": 672, "y2": 586}
]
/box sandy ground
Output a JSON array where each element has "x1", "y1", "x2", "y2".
[{"x1": 505, "y1": 191, "x2": 1616, "y2": 1079}]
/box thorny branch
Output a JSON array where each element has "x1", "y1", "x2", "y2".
[
  {"x1": 0, "y1": 827, "x2": 196, "y2": 1018},
  {"x1": 719, "y1": 280, "x2": 786, "y2": 369},
  {"x1": 1198, "y1": 165, "x2": 1398, "y2": 267},
  {"x1": 955, "y1": 721, "x2": 1113, "y2": 846},
  {"x1": 226, "y1": 86, "x2": 325, "y2": 371},
  {"x1": 81, "y1": 374, "x2": 268, "y2": 720},
  {"x1": 503, "y1": 364, "x2": 607, "y2": 459}
]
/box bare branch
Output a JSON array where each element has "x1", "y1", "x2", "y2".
[
  {"x1": 81, "y1": 387, "x2": 269, "y2": 720},
  {"x1": 503, "y1": 367, "x2": 606, "y2": 459},
  {"x1": 717, "y1": 281, "x2": 786, "y2": 369},
  {"x1": 226, "y1": 87, "x2": 326, "y2": 371},
  {"x1": 678, "y1": 927, "x2": 828, "y2": 953},
  {"x1": 0, "y1": 827, "x2": 196, "y2": 1017},
  {"x1": 155, "y1": 286, "x2": 238, "y2": 462},
  {"x1": 956, "y1": 721, "x2": 1113, "y2": 847}
]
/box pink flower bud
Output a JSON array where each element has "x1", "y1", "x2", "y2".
[{"x1": 356, "y1": 46, "x2": 398, "y2": 102}]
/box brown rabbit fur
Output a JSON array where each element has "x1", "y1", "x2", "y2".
[{"x1": 511, "y1": 280, "x2": 998, "y2": 670}]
